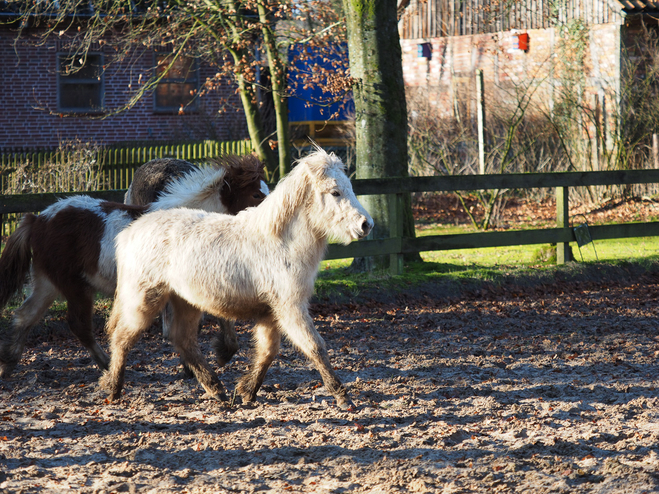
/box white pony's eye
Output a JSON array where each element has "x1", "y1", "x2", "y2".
[{"x1": 331, "y1": 190, "x2": 341, "y2": 197}]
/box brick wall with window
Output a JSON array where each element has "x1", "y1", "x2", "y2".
[{"x1": 0, "y1": 30, "x2": 248, "y2": 149}]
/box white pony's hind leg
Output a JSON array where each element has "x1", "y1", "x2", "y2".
[
  {"x1": 274, "y1": 306, "x2": 351, "y2": 409},
  {"x1": 101, "y1": 286, "x2": 165, "y2": 401},
  {"x1": 167, "y1": 293, "x2": 228, "y2": 401},
  {"x1": 236, "y1": 316, "x2": 281, "y2": 403},
  {"x1": 0, "y1": 273, "x2": 59, "y2": 378}
]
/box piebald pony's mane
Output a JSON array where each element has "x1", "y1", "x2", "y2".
[
  {"x1": 148, "y1": 164, "x2": 227, "y2": 212},
  {"x1": 212, "y1": 154, "x2": 265, "y2": 192}
]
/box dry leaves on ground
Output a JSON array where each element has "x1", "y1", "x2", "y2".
[{"x1": 2, "y1": 275, "x2": 659, "y2": 493}]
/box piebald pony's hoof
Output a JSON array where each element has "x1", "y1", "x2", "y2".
[
  {"x1": 0, "y1": 363, "x2": 16, "y2": 379},
  {"x1": 211, "y1": 318, "x2": 239, "y2": 367}
]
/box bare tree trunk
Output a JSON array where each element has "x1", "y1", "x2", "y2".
[
  {"x1": 236, "y1": 71, "x2": 277, "y2": 178},
  {"x1": 257, "y1": 2, "x2": 291, "y2": 178},
  {"x1": 343, "y1": 0, "x2": 419, "y2": 270},
  {"x1": 225, "y1": 0, "x2": 277, "y2": 178}
]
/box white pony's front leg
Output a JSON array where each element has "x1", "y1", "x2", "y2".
[{"x1": 274, "y1": 306, "x2": 352, "y2": 409}]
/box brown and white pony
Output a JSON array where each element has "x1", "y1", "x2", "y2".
[
  {"x1": 101, "y1": 148, "x2": 373, "y2": 409},
  {"x1": 0, "y1": 155, "x2": 267, "y2": 378}
]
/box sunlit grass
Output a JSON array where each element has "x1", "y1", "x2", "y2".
[
  {"x1": 418, "y1": 236, "x2": 659, "y2": 266},
  {"x1": 316, "y1": 228, "x2": 659, "y2": 301}
]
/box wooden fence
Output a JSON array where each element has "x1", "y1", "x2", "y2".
[
  {"x1": 2, "y1": 169, "x2": 659, "y2": 274},
  {"x1": 0, "y1": 140, "x2": 252, "y2": 235},
  {"x1": 324, "y1": 169, "x2": 659, "y2": 274},
  {"x1": 0, "y1": 140, "x2": 252, "y2": 191}
]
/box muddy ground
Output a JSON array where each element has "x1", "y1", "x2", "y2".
[{"x1": 2, "y1": 196, "x2": 659, "y2": 493}]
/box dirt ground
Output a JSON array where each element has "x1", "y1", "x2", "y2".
[{"x1": 2, "y1": 196, "x2": 659, "y2": 493}]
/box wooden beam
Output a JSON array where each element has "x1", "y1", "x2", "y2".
[
  {"x1": 556, "y1": 186, "x2": 571, "y2": 264},
  {"x1": 0, "y1": 190, "x2": 126, "y2": 214},
  {"x1": 7, "y1": 169, "x2": 659, "y2": 215},
  {"x1": 324, "y1": 222, "x2": 659, "y2": 261},
  {"x1": 348, "y1": 169, "x2": 659, "y2": 196}
]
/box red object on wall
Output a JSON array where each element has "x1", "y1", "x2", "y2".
[{"x1": 517, "y1": 33, "x2": 529, "y2": 51}]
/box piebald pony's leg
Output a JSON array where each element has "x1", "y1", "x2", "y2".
[
  {"x1": 101, "y1": 287, "x2": 165, "y2": 401},
  {"x1": 168, "y1": 294, "x2": 228, "y2": 401},
  {"x1": 0, "y1": 273, "x2": 59, "y2": 378},
  {"x1": 236, "y1": 316, "x2": 280, "y2": 403},
  {"x1": 60, "y1": 285, "x2": 109, "y2": 371},
  {"x1": 277, "y1": 308, "x2": 351, "y2": 409},
  {"x1": 212, "y1": 317, "x2": 239, "y2": 367}
]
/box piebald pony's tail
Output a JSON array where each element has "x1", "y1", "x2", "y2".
[{"x1": 0, "y1": 214, "x2": 36, "y2": 310}]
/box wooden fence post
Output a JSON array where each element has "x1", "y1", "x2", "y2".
[
  {"x1": 476, "y1": 69, "x2": 486, "y2": 175},
  {"x1": 556, "y1": 186, "x2": 570, "y2": 264},
  {"x1": 389, "y1": 193, "x2": 404, "y2": 275}
]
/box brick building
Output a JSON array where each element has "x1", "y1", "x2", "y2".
[
  {"x1": 398, "y1": 0, "x2": 659, "y2": 127},
  {"x1": 0, "y1": 28, "x2": 248, "y2": 149}
]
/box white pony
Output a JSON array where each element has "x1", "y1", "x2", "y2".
[{"x1": 101, "y1": 148, "x2": 373, "y2": 408}]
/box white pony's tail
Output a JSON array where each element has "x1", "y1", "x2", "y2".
[{"x1": 148, "y1": 165, "x2": 228, "y2": 213}]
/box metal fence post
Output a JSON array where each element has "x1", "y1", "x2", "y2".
[
  {"x1": 389, "y1": 193, "x2": 404, "y2": 275},
  {"x1": 556, "y1": 186, "x2": 570, "y2": 264}
]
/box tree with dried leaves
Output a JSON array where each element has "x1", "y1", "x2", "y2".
[{"x1": 3, "y1": 0, "x2": 351, "y2": 179}]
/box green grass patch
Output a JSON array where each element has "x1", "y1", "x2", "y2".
[
  {"x1": 419, "y1": 236, "x2": 659, "y2": 266},
  {"x1": 316, "y1": 235, "x2": 659, "y2": 302}
]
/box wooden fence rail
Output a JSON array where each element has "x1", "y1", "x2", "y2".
[
  {"x1": 0, "y1": 139, "x2": 252, "y2": 235},
  {"x1": 324, "y1": 169, "x2": 659, "y2": 274},
  {"x1": 2, "y1": 169, "x2": 659, "y2": 275}
]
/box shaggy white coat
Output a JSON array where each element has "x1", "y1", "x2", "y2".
[{"x1": 103, "y1": 149, "x2": 374, "y2": 407}]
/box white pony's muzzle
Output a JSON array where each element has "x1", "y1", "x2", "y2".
[{"x1": 358, "y1": 217, "x2": 374, "y2": 239}]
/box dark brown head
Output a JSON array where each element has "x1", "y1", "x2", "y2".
[{"x1": 212, "y1": 154, "x2": 269, "y2": 215}]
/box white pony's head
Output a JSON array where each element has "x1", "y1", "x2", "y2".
[{"x1": 299, "y1": 148, "x2": 374, "y2": 245}]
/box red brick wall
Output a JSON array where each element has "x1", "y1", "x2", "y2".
[{"x1": 0, "y1": 30, "x2": 249, "y2": 149}]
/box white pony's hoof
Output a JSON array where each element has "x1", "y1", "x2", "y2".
[{"x1": 336, "y1": 398, "x2": 355, "y2": 411}]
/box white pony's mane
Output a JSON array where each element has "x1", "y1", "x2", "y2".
[
  {"x1": 148, "y1": 165, "x2": 227, "y2": 212},
  {"x1": 250, "y1": 149, "x2": 345, "y2": 238}
]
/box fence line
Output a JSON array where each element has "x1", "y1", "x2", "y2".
[
  {"x1": 326, "y1": 169, "x2": 659, "y2": 273},
  {"x1": 3, "y1": 169, "x2": 659, "y2": 273},
  {"x1": 0, "y1": 140, "x2": 252, "y2": 235},
  {"x1": 0, "y1": 140, "x2": 252, "y2": 191}
]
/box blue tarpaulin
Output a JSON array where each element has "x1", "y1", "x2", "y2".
[{"x1": 287, "y1": 45, "x2": 353, "y2": 122}]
